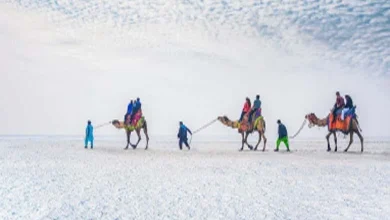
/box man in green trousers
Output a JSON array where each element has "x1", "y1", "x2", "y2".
[{"x1": 275, "y1": 119, "x2": 290, "y2": 152}]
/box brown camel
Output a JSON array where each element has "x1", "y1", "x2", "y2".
[
  {"x1": 111, "y1": 117, "x2": 149, "y2": 150},
  {"x1": 217, "y1": 113, "x2": 267, "y2": 151},
  {"x1": 305, "y1": 113, "x2": 363, "y2": 152}
]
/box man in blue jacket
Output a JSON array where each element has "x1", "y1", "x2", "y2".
[
  {"x1": 249, "y1": 94, "x2": 261, "y2": 123},
  {"x1": 177, "y1": 121, "x2": 192, "y2": 150},
  {"x1": 124, "y1": 100, "x2": 133, "y2": 123},
  {"x1": 275, "y1": 119, "x2": 290, "y2": 152},
  {"x1": 85, "y1": 120, "x2": 94, "y2": 149}
]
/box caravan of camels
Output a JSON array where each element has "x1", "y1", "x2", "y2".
[{"x1": 86, "y1": 92, "x2": 363, "y2": 153}]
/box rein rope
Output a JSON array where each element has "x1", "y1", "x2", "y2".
[
  {"x1": 289, "y1": 118, "x2": 307, "y2": 139},
  {"x1": 94, "y1": 121, "x2": 112, "y2": 129},
  {"x1": 193, "y1": 118, "x2": 218, "y2": 135},
  {"x1": 189, "y1": 118, "x2": 218, "y2": 144}
]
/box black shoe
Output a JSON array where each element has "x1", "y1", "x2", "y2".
[
  {"x1": 274, "y1": 149, "x2": 279, "y2": 152},
  {"x1": 84, "y1": 146, "x2": 87, "y2": 149}
]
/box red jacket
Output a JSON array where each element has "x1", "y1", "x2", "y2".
[
  {"x1": 336, "y1": 96, "x2": 345, "y2": 108},
  {"x1": 243, "y1": 102, "x2": 251, "y2": 112}
]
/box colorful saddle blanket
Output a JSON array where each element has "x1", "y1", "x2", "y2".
[
  {"x1": 328, "y1": 106, "x2": 356, "y2": 134},
  {"x1": 238, "y1": 109, "x2": 263, "y2": 132},
  {"x1": 131, "y1": 110, "x2": 143, "y2": 126},
  {"x1": 125, "y1": 116, "x2": 145, "y2": 131}
]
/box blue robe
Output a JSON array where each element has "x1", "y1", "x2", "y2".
[{"x1": 85, "y1": 124, "x2": 94, "y2": 148}]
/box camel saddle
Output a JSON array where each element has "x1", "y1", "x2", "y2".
[{"x1": 328, "y1": 106, "x2": 357, "y2": 134}]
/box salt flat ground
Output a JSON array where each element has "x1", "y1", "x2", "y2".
[{"x1": 0, "y1": 137, "x2": 389, "y2": 220}]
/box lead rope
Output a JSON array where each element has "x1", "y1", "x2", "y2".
[
  {"x1": 289, "y1": 119, "x2": 307, "y2": 139},
  {"x1": 189, "y1": 118, "x2": 218, "y2": 144},
  {"x1": 94, "y1": 121, "x2": 112, "y2": 129}
]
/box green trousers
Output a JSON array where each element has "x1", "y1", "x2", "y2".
[{"x1": 276, "y1": 137, "x2": 289, "y2": 150}]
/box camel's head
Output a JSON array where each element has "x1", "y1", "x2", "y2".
[
  {"x1": 217, "y1": 116, "x2": 229, "y2": 122},
  {"x1": 111, "y1": 120, "x2": 123, "y2": 129},
  {"x1": 305, "y1": 113, "x2": 318, "y2": 127}
]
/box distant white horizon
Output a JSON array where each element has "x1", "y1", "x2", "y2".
[{"x1": 1, "y1": 1, "x2": 389, "y2": 140}]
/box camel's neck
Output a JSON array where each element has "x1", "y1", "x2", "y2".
[
  {"x1": 313, "y1": 117, "x2": 328, "y2": 127},
  {"x1": 218, "y1": 116, "x2": 240, "y2": 129}
]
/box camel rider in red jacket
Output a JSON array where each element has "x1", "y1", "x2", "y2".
[
  {"x1": 332, "y1": 91, "x2": 345, "y2": 122},
  {"x1": 239, "y1": 97, "x2": 251, "y2": 122}
]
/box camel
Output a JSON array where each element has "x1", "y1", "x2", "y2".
[
  {"x1": 111, "y1": 115, "x2": 149, "y2": 150},
  {"x1": 217, "y1": 112, "x2": 267, "y2": 151},
  {"x1": 305, "y1": 112, "x2": 363, "y2": 152}
]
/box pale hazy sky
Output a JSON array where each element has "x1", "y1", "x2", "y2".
[{"x1": 1, "y1": 1, "x2": 389, "y2": 139}]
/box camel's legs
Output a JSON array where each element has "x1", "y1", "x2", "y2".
[
  {"x1": 333, "y1": 132, "x2": 338, "y2": 152},
  {"x1": 239, "y1": 132, "x2": 245, "y2": 151},
  {"x1": 143, "y1": 125, "x2": 150, "y2": 150},
  {"x1": 132, "y1": 129, "x2": 142, "y2": 149},
  {"x1": 344, "y1": 132, "x2": 354, "y2": 152},
  {"x1": 353, "y1": 119, "x2": 364, "y2": 152},
  {"x1": 254, "y1": 131, "x2": 261, "y2": 151},
  {"x1": 262, "y1": 132, "x2": 267, "y2": 152},
  {"x1": 356, "y1": 130, "x2": 364, "y2": 152},
  {"x1": 244, "y1": 132, "x2": 253, "y2": 150},
  {"x1": 125, "y1": 130, "x2": 131, "y2": 150},
  {"x1": 326, "y1": 132, "x2": 332, "y2": 151}
]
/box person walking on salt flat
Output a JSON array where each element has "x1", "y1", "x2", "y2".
[
  {"x1": 177, "y1": 121, "x2": 192, "y2": 150},
  {"x1": 85, "y1": 120, "x2": 94, "y2": 149},
  {"x1": 275, "y1": 119, "x2": 290, "y2": 152}
]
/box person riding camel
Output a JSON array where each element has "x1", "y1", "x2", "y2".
[
  {"x1": 130, "y1": 97, "x2": 142, "y2": 123},
  {"x1": 341, "y1": 95, "x2": 353, "y2": 121},
  {"x1": 239, "y1": 97, "x2": 251, "y2": 122},
  {"x1": 249, "y1": 95, "x2": 261, "y2": 123},
  {"x1": 124, "y1": 100, "x2": 133, "y2": 124},
  {"x1": 332, "y1": 92, "x2": 345, "y2": 123}
]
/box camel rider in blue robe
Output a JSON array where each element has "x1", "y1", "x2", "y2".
[
  {"x1": 124, "y1": 100, "x2": 134, "y2": 123},
  {"x1": 177, "y1": 121, "x2": 192, "y2": 150},
  {"x1": 85, "y1": 120, "x2": 94, "y2": 149},
  {"x1": 249, "y1": 95, "x2": 261, "y2": 123},
  {"x1": 341, "y1": 95, "x2": 354, "y2": 121}
]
